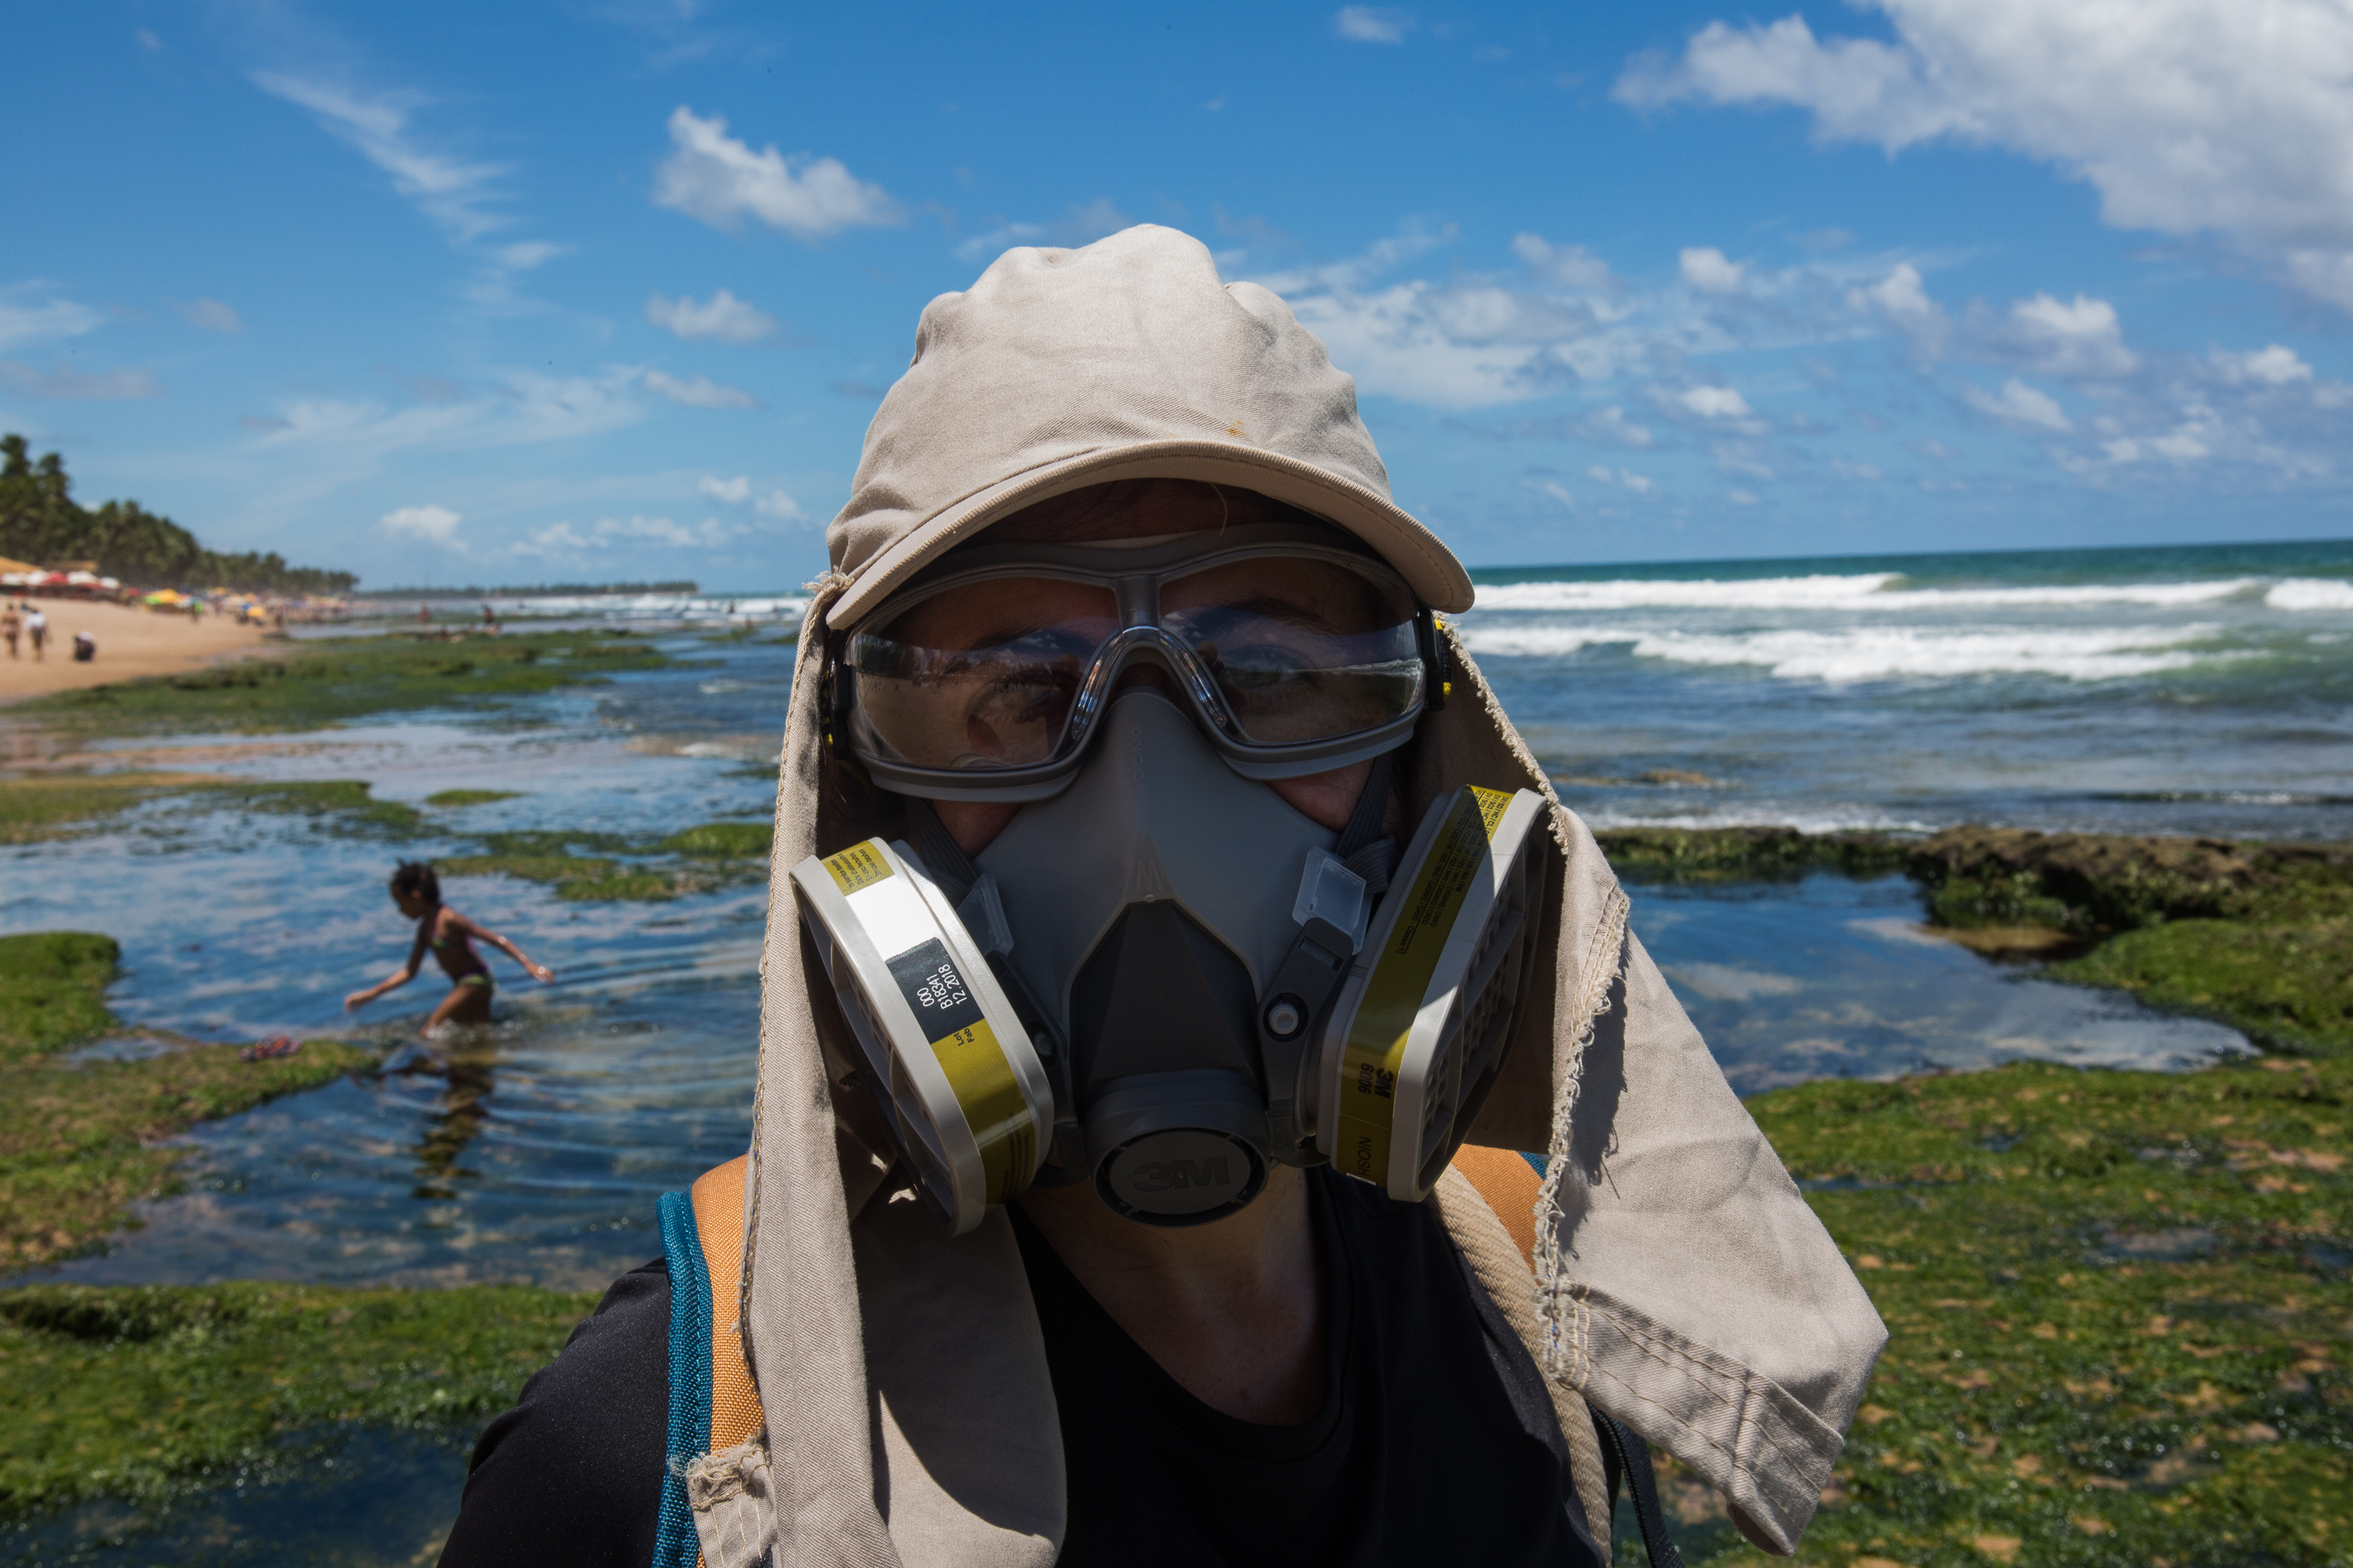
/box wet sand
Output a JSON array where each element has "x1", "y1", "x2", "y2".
[{"x1": 0, "y1": 600, "x2": 270, "y2": 705}]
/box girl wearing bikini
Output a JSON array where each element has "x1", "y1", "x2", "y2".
[{"x1": 344, "y1": 860, "x2": 554, "y2": 1033}]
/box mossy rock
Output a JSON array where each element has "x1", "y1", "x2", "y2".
[
  {"x1": 1661, "y1": 1057, "x2": 2353, "y2": 1566},
  {"x1": 0, "y1": 1281, "x2": 596, "y2": 1519},
  {"x1": 2053, "y1": 919, "x2": 2353, "y2": 1059},
  {"x1": 425, "y1": 789, "x2": 522, "y2": 808},
  {"x1": 0, "y1": 932, "x2": 120, "y2": 1064},
  {"x1": 659, "y1": 821, "x2": 771, "y2": 859}
]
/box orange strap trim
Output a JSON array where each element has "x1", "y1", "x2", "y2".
[
  {"x1": 1448, "y1": 1144, "x2": 1543, "y2": 1270},
  {"x1": 681, "y1": 1143, "x2": 1541, "y2": 1464},
  {"x1": 689, "y1": 1155, "x2": 764, "y2": 1452}
]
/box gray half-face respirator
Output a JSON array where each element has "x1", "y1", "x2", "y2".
[{"x1": 792, "y1": 689, "x2": 1546, "y2": 1234}]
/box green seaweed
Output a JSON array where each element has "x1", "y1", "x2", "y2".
[
  {"x1": 0, "y1": 933, "x2": 122, "y2": 1065},
  {"x1": 1649, "y1": 1057, "x2": 2353, "y2": 1566},
  {"x1": 0, "y1": 932, "x2": 374, "y2": 1268},
  {"x1": 1594, "y1": 825, "x2": 1911, "y2": 882},
  {"x1": 0, "y1": 1281, "x2": 595, "y2": 1519},
  {"x1": 438, "y1": 820, "x2": 773, "y2": 901},
  {"x1": 2052, "y1": 921, "x2": 2353, "y2": 1060},
  {"x1": 424, "y1": 788, "x2": 522, "y2": 808},
  {"x1": 11, "y1": 631, "x2": 668, "y2": 737},
  {"x1": 0, "y1": 773, "x2": 421, "y2": 845}
]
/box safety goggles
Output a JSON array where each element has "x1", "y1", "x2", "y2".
[{"x1": 832, "y1": 524, "x2": 1440, "y2": 801}]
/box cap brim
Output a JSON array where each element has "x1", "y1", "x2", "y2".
[{"x1": 825, "y1": 440, "x2": 1474, "y2": 629}]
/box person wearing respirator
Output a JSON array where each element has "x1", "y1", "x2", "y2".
[{"x1": 440, "y1": 227, "x2": 1885, "y2": 1568}]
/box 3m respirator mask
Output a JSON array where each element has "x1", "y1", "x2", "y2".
[{"x1": 792, "y1": 526, "x2": 1546, "y2": 1232}]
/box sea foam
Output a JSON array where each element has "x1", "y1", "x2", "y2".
[
  {"x1": 2267, "y1": 578, "x2": 2353, "y2": 611},
  {"x1": 1455, "y1": 622, "x2": 2224, "y2": 682},
  {"x1": 1467, "y1": 575, "x2": 2261, "y2": 613}
]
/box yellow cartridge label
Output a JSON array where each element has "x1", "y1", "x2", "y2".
[
  {"x1": 886, "y1": 937, "x2": 1035, "y2": 1206},
  {"x1": 823, "y1": 840, "x2": 894, "y2": 894},
  {"x1": 1333, "y1": 786, "x2": 1513, "y2": 1186}
]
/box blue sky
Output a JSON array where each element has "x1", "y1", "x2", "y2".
[{"x1": 5, "y1": 1, "x2": 2351, "y2": 591}]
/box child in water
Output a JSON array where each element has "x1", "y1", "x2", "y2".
[{"x1": 345, "y1": 861, "x2": 553, "y2": 1033}]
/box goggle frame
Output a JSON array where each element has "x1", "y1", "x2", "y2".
[{"x1": 829, "y1": 524, "x2": 1448, "y2": 802}]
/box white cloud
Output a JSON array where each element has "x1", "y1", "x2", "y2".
[
  {"x1": 136, "y1": 28, "x2": 161, "y2": 51},
  {"x1": 1679, "y1": 384, "x2": 1752, "y2": 419},
  {"x1": 1586, "y1": 464, "x2": 1655, "y2": 494},
  {"x1": 1992, "y1": 293, "x2": 2137, "y2": 378},
  {"x1": 1846, "y1": 261, "x2": 1947, "y2": 355},
  {"x1": 1828, "y1": 458, "x2": 1884, "y2": 480},
  {"x1": 1615, "y1": 1, "x2": 2353, "y2": 313},
  {"x1": 1963, "y1": 377, "x2": 2071, "y2": 431},
  {"x1": 648, "y1": 288, "x2": 778, "y2": 344},
  {"x1": 1527, "y1": 478, "x2": 1578, "y2": 508},
  {"x1": 2211, "y1": 344, "x2": 2315, "y2": 386},
  {"x1": 1577, "y1": 406, "x2": 1655, "y2": 446},
  {"x1": 653, "y1": 107, "x2": 900, "y2": 240},
  {"x1": 643, "y1": 369, "x2": 759, "y2": 409},
  {"x1": 381, "y1": 503, "x2": 461, "y2": 541},
  {"x1": 252, "y1": 72, "x2": 509, "y2": 242},
  {"x1": 1335, "y1": 7, "x2": 1411, "y2": 42},
  {"x1": 0, "y1": 362, "x2": 159, "y2": 400},
  {"x1": 1511, "y1": 235, "x2": 1619, "y2": 293},
  {"x1": 693, "y1": 474, "x2": 803, "y2": 520},
  {"x1": 1726, "y1": 488, "x2": 1762, "y2": 505},
  {"x1": 0, "y1": 291, "x2": 104, "y2": 352},
  {"x1": 1679, "y1": 246, "x2": 1746, "y2": 293},
  {"x1": 522, "y1": 514, "x2": 734, "y2": 554},
  {"x1": 170, "y1": 297, "x2": 243, "y2": 333}
]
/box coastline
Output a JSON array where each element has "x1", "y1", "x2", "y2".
[{"x1": 0, "y1": 601, "x2": 271, "y2": 707}]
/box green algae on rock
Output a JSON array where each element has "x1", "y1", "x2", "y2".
[
  {"x1": 0, "y1": 1281, "x2": 595, "y2": 1519},
  {"x1": 439, "y1": 820, "x2": 775, "y2": 901},
  {"x1": 1650, "y1": 1057, "x2": 2351, "y2": 1566},
  {"x1": 0, "y1": 932, "x2": 373, "y2": 1269},
  {"x1": 1, "y1": 773, "x2": 421, "y2": 845},
  {"x1": 425, "y1": 788, "x2": 523, "y2": 808},
  {"x1": 1595, "y1": 824, "x2": 2353, "y2": 1061},
  {"x1": 1593, "y1": 825, "x2": 1910, "y2": 882},
  {"x1": 11, "y1": 631, "x2": 668, "y2": 737}
]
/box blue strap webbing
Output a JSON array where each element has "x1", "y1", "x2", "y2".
[
  {"x1": 654, "y1": 1189, "x2": 713, "y2": 1568},
  {"x1": 1521, "y1": 1150, "x2": 1548, "y2": 1178}
]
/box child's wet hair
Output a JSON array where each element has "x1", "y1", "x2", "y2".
[{"x1": 390, "y1": 860, "x2": 440, "y2": 904}]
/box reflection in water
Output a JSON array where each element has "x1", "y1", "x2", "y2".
[{"x1": 396, "y1": 1032, "x2": 501, "y2": 1199}]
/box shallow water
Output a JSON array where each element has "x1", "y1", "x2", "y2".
[
  {"x1": 0, "y1": 609, "x2": 2270, "y2": 1290},
  {"x1": 0, "y1": 1428, "x2": 464, "y2": 1567}
]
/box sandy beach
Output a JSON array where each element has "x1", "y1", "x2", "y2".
[{"x1": 0, "y1": 599, "x2": 270, "y2": 705}]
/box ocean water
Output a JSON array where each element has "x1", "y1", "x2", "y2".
[
  {"x1": 1458, "y1": 537, "x2": 2353, "y2": 840},
  {"x1": 7, "y1": 540, "x2": 2321, "y2": 1290}
]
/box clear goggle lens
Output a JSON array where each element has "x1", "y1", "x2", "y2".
[{"x1": 847, "y1": 552, "x2": 1424, "y2": 775}]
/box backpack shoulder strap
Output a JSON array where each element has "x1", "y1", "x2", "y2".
[
  {"x1": 1441, "y1": 1145, "x2": 1616, "y2": 1564},
  {"x1": 689, "y1": 1155, "x2": 765, "y2": 1452}
]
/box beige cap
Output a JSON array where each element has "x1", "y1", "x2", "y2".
[{"x1": 824, "y1": 224, "x2": 1474, "y2": 629}]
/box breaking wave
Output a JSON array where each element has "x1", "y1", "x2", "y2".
[
  {"x1": 2268, "y1": 577, "x2": 2353, "y2": 611},
  {"x1": 1468, "y1": 574, "x2": 2264, "y2": 613},
  {"x1": 1455, "y1": 623, "x2": 2228, "y2": 682}
]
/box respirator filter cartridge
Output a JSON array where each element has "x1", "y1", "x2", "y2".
[
  {"x1": 1317, "y1": 785, "x2": 1547, "y2": 1202},
  {"x1": 791, "y1": 838, "x2": 1054, "y2": 1235}
]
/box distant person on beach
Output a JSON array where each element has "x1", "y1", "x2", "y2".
[
  {"x1": 419, "y1": 602, "x2": 432, "y2": 625},
  {"x1": 24, "y1": 606, "x2": 45, "y2": 661},
  {"x1": 481, "y1": 602, "x2": 501, "y2": 635},
  {"x1": 71, "y1": 631, "x2": 94, "y2": 664},
  {"x1": 2, "y1": 604, "x2": 17, "y2": 659},
  {"x1": 344, "y1": 860, "x2": 554, "y2": 1034}
]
